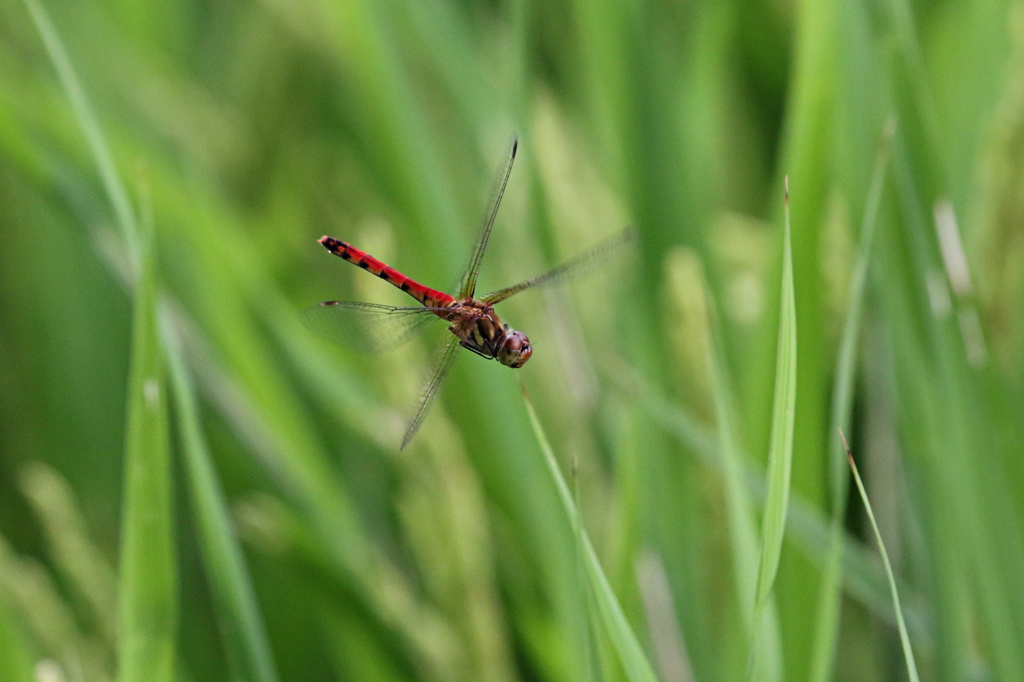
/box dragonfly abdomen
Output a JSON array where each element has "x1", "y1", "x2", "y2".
[{"x1": 319, "y1": 236, "x2": 454, "y2": 309}]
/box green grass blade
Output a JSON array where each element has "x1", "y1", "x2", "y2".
[
  {"x1": 520, "y1": 380, "x2": 657, "y2": 682},
  {"x1": 842, "y1": 432, "x2": 920, "y2": 682},
  {"x1": 23, "y1": 0, "x2": 139, "y2": 258},
  {"x1": 117, "y1": 225, "x2": 176, "y2": 682},
  {"x1": 163, "y1": 312, "x2": 280, "y2": 682},
  {"x1": 25, "y1": 0, "x2": 177, "y2": 678},
  {"x1": 748, "y1": 180, "x2": 797, "y2": 679},
  {"x1": 703, "y1": 275, "x2": 784, "y2": 680},
  {"x1": 808, "y1": 118, "x2": 895, "y2": 681}
]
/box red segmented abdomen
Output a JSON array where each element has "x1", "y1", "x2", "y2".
[{"x1": 319, "y1": 236, "x2": 455, "y2": 311}]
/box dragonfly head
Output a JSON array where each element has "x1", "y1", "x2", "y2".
[{"x1": 498, "y1": 329, "x2": 532, "y2": 368}]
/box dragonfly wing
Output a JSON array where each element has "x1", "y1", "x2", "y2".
[
  {"x1": 458, "y1": 137, "x2": 518, "y2": 298},
  {"x1": 401, "y1": 333, "x2": 462, "y2": 450},
  {"x1": 302, "y1": 301, "x2": 440, "y2": 353},
  {"x1": 482, "y1": 227, "x2": 637, "y2": 304}
]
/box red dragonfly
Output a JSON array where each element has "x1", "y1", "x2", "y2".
[{"x1": 305, "y1": 138, "x2": 632, "y2": 449}]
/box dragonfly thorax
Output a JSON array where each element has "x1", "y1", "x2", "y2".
[{"x1": 448, "y1": 299, "x2": 532, "y2": 369}]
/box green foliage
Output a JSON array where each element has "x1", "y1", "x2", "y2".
[
  {"x1": 1, "y1": 0, "x2": 1023, "y2": 679},
  {"x1": 844, "y1": 432, "x2": 920, "y2": 682}
]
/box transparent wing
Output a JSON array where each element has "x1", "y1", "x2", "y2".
[
  {"x1": 301, "y1": 301, "x2": 444, "y2": 353},
  {"x1": 458, "y1": 136, "x2": 519, "y2": 298},
  {"x1": 401, "y1": 333, "x2": 462, "y2": 450},
  {"x1": 482, "y1": 227, "x2": 637, "y2": 304}
]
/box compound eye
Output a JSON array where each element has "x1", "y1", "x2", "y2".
[{"x1": 498, "y1": 331, "x2": 532, "y2": 368}]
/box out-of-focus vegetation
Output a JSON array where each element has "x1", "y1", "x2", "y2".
[{"x1": 1, "y1": 0, "x2": 1023, "y2": 679}]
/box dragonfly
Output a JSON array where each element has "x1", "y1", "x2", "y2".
[{"x1": 304, "y1": 138, "x2": 633, "y2": 449}]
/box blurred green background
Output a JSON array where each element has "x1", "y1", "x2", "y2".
[{"x1": 2, "y1": 0, "x2": 1024, "y2": 679}]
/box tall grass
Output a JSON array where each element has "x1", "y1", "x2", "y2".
[{"x1": 1, "y1": 0, "x2": 1023, "y2": 679}]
